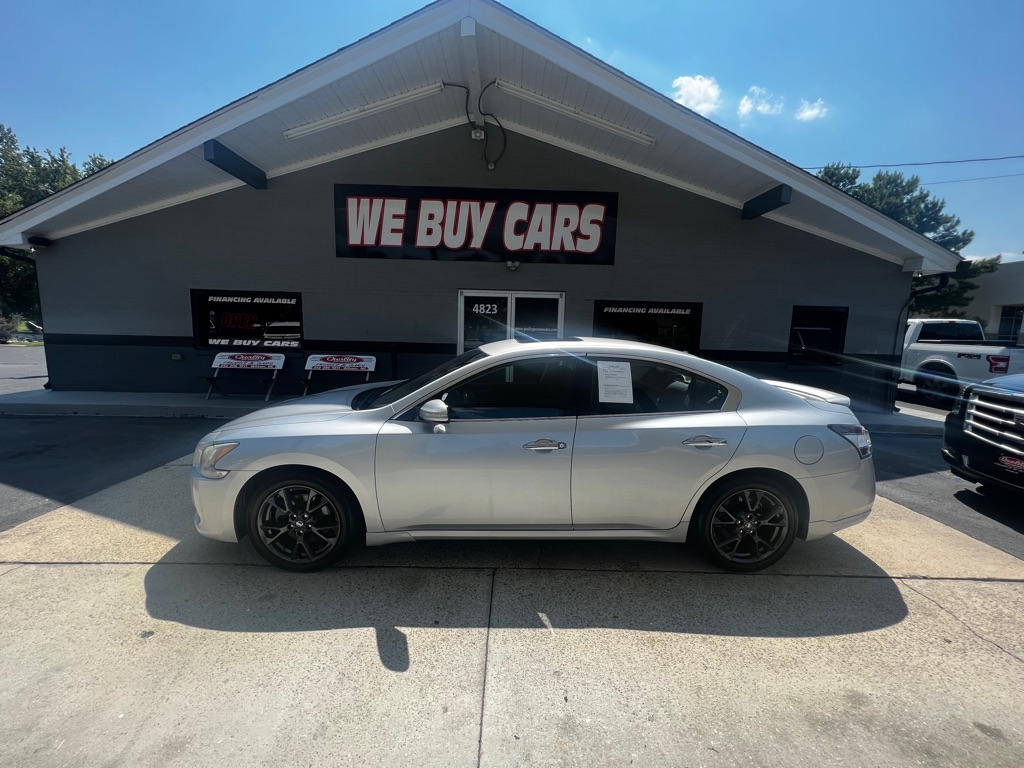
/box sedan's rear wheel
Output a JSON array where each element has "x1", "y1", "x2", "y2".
[
  {"x1": 246, "y1": 473, "x2": 353, "y2": 572},
  {"x1": 695, "y1": 479, "x2": 798, "y2": 572}
]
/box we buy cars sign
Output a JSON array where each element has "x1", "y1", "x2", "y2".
[
  {"x1": 305, "y1": 354, "x2": 377, "y2": 372},
  {"x1": 212, "y1": 352, "x2": 286, "y2": 370},
  {"x1": 335, "y1": 184, "x2": 618, "y2": 265}
]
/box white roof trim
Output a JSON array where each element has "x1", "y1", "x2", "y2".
[
  {"x1": 266, "y1": 116, "x2": 470, "y2": 180},
  {"x1": 48, "y1": 180, "x2": 244, "y2": 241},
  {"x1": 493, "y1": 118, "x2": 740, "y2": 208},
  {"x1": 468, "y1": 0, "x2": 959, "y2": 273},
  {"x1": 0, "y1": 0, "x2": 960, "y2": 274},
  {"x1": 0, "y1": 0, "x2": 468, "y2": 243}
]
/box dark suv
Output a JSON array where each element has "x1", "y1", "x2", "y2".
[{"x1": 943, "y1": 374, "x2": 1024, "y2": 496}]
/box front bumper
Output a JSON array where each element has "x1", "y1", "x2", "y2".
[
  {"x1": 191, "y1": 467, "x2": 254, "y2": 543},
  {"x1": 943, "y1": 413, "x2": 1024, "y2": 495}
]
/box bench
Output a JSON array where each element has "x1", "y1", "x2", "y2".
[
  {"x1": 302, "y1": 354, "x2": 377, "y2": 395},
  {"x1": 204, "y1": 352, "x2": 287, "y2": 401}
]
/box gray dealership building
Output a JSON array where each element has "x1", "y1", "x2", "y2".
[{"x1": 0, "y1": 0, "x2": 958, "y2": 407}]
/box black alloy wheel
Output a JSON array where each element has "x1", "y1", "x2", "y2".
[
  {"x1": 696, "y1": 480, "x2": 798, "y2": 572},
  {"x1": 247, "y1": 473, "x2": 353, "y2": 572}
]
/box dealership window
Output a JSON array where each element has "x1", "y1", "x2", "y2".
[
  {"x1": 592, "y1": 301, "x2": 703, "y2": 353},
  {"x1": 458, "y1": 291, "x2": 564, "y2": 353},
  {"x1": 788, "y1": 306, "x2": 848, "y2": 366},
  {"x1": 998, "y1": 305, "x2": 1024, "y2": 341}
]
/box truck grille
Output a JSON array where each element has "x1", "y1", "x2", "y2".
[{"x1": 965, "y1": 390, "x2": 1024, "y2": 456}]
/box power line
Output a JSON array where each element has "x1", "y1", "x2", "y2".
[
  {"x1": 920, "y1": 172, "x2": 1024, "y2": 186},
  {"x1": 802, "y1": 154, "x2": 1024, "y2": 171}
]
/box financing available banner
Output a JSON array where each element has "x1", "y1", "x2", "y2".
[
  {"x1": 593, "y1": 300, "x2": 703, "y2": 354},
  {"x1": 335, "y1": 184, "x2": 618, "y2": 265},
  {"x1": 190, "y1": 289, "x2": 303, "y2": 351}
]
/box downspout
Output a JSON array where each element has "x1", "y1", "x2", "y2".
[{"x1": 887, "y1": 272, "x2": 951, "y2": 411}]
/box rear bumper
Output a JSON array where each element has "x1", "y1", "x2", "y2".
[
  {"x1": 807, "y1": 511, "x2": 871, "y2": 539},
  {"x1": 800, "y1": 459, "x2": 875, "y2": 540}
]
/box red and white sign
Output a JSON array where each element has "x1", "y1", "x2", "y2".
[
  {"x1": 336, "y1": 184, "x2": 618, "y2": 265},
  {"x1": 997, "y1": 455, "x2": 1024, "y2": 473},
  {"x1": 304, "y1": 354, "x2": 377, "y2": 372},
  {"x1": 212, "y1": 352, "x2": 286, "y2": 370}
]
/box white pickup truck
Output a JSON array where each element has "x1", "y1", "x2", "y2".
[{"x1": 901, "y1": 319, "x2": 1024, "y2": 406}]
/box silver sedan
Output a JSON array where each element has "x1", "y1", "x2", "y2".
[{"x1": 191, "y1": 338, "x2": 874, "y2": 572}]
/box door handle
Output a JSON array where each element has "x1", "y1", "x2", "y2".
[
  {"x1": 523, "y1": 438, "x2": 567, "y2": 452},
  {"x1": 682, "y1": 435, "x2": 728, "y2": 447}
]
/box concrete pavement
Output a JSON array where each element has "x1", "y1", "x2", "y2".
[{"x1": 0, "y1": 452, "x2": 1021, "y2": 767}]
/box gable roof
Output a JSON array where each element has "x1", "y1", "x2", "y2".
[{"x1": 0, "y1": 0, "x2": 959, "y2": 274}]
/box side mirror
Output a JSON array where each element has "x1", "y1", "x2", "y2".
[{"x1": 419, "y1": 399, "x2": 450, "y2": 424}]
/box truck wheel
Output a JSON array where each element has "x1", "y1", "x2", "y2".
[{"x1": 916, "y1": 366, "x2": 959, "y2": 409}]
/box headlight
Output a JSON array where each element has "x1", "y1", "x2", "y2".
[
  {"x1": 195, "y1": 442, "x2": 239, "y2": 479},
  {"x1": 829, "y1": 424, "x2": 872, "y2": 459}
]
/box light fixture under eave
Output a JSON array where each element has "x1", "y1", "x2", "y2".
[
  {"x1": 283, "y1": 82, "x2": 446, "y2": 140},
  {"x1": 495, "y1": 81, "x2": 656, "y2": 147}
]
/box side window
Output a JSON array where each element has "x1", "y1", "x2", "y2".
[
  {"x1": 437, "y1": 357, "x2": 577, "y2": 420},
  {"x1": 583, "y1": 359, "x2": 728, "y2": 415},
  {"x1": 998, "y1": 305, "x2": 1024, "y2": 341}
]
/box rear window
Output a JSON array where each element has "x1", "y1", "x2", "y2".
[{"x1": 918, "y1": 322, "x2": 983, "y2": 342}]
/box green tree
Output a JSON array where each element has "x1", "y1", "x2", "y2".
[
  {"x1": 910, "y1": 255, "x2": 1001, "y2": 319},
  {"x1": 0, "y1": 124, "x2": 113, "y2": 321},
  {"x1": 817, "y1": 163, "x2": 991, "y2": 315}
]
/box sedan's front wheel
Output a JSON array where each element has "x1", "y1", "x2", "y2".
[
  {"x1": 246, "y1": 473, "x2": 354, "y2": 572},
  {"x1": 695, "y1": 479, "x2": 798, "y2": 572}
]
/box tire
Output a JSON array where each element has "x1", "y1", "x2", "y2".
[
  {"x1": 246, "y1": 472, "x2": 355, "y2": 572},
  {"x1": 694, "y1": 478, "x2": 799, "y2": 572},
  {"x1": 916, "y1": 366, "x2": 959, "y2": 409}
]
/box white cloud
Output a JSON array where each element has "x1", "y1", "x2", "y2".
[
  {"x1": 795, "y1": 98, "x2": 828, "y2": 121},
  {"x1": 737, "y1": 86, "x2": 784, "y2": 119},
  {"x1": 671, "y1": 75, "x2": 722, "y2": 116}
]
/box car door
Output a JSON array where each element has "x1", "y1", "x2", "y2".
[
  {"x1": 375, "y1": 355, "x2": 579, "y2": 530},
  {"x1": 571, "y1": 356, "x2": 745, "y2": 529}
]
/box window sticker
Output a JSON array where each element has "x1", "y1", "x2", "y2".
[{"x1": 597, "y1": 360, "x2": 634, "y2": 403}]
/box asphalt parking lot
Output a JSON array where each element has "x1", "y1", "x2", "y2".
[{"x1": 1, "y1": 346, "x2": 1022, "y2": 767}]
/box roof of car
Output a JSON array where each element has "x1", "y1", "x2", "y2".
[{"x1": 480, "y1": 336, "x2": 694, "y2": 357}]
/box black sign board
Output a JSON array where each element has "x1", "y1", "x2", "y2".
[
  {"x1": 593, "y1": 300, "x2": 703, "y2": 353},
  {"x1": 190, "y1": 289, "x2": 303, "y2": 351},
  {"x1": 335, "y1": 184, "x2": 617, "y2": 265}
]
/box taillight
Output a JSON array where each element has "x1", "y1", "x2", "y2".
[
  {"x1": 988, "y1": 355, "x2": 1010, "y2": 374},
  {"x1": 829, "y1": 424, "x2": 872, "y2": 459}
]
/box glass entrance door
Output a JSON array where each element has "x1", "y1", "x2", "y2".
[{"x1": 459, "y1": 291, "x2": 565, "y2": 353}]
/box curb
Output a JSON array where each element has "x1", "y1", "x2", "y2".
[{"x1": 0, "y1": 404, "x2": 247, "y2": 419}]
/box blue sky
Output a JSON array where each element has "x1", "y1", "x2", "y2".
[{"x1": 4, "y1": 0, "x2": 1022, "y2": 259}]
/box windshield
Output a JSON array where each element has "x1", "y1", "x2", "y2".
[{"x1": 361, "y1": 348, "x2": 487, "y2": 408}]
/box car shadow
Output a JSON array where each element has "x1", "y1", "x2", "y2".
[
  {"x1": 0, "y1": 416, "x2": 226, "y2": 533},
  {"x1": 954, "y1": 488, "x2": 1024, "y2": 535},
  {"x1": 144, "y1": 535, "x2": 908, "y2": 672}
]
